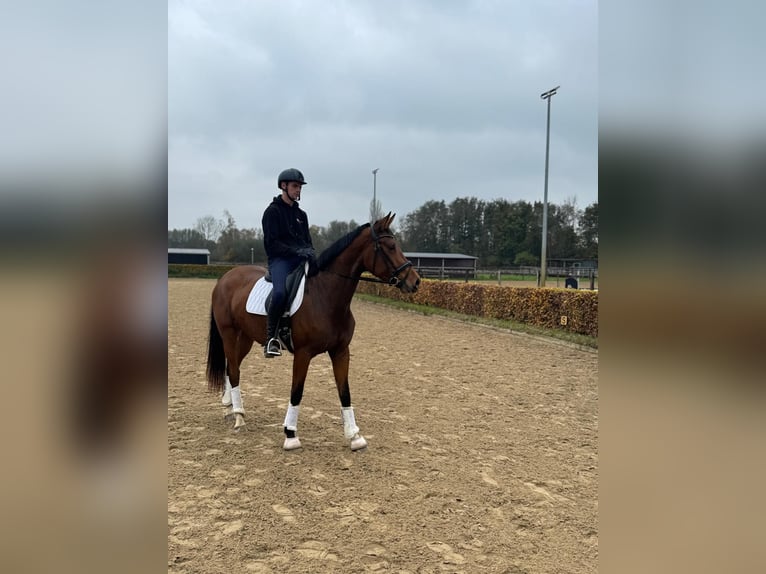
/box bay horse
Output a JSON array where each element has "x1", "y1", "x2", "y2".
[{"x1": 206, "y1": 213, "x2": 420, "y2": 451}]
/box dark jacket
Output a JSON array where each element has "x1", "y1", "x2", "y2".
[{"x1": 262, "y1": 196, "x2": 313, "y2": 262}]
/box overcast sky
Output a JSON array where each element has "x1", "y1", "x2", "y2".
[{"x1": 168, "y1": 0, "x2": 597, "y2": 230}]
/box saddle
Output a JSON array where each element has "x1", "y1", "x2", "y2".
[
  {"x1": 264, "y1": 264, "x2": 306, "y2": 314},
  {"x1": 262, "y1": 263, "x2": 307, "y2": 354}
]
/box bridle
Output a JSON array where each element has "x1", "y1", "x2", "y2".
[
  {"x1": 330, "y1": 224, "x2": 413, "y2": 288},
  {"x1": 367, "y1": 224, "x2": 413, "y2": 287}
]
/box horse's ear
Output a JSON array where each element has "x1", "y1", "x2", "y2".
[{"x1": 384, "y1": 212, "x2": 394, "y2": 227}]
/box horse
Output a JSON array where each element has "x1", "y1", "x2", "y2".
[{"x1": 206, "y1": 213, "x2": 421, "y2": 451}]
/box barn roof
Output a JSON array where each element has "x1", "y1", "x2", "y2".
[
  {"x1": 404, "y1": 252, "x2": 478, "y2": 260},
  {"x1": 168, "y1": 248, "x2": 211, "y2": 255}
]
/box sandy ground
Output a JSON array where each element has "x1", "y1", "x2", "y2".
[{"x1": 168, "y1": 278, "x2": 598, "y2": 573}]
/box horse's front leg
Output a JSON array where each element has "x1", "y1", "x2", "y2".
[
  {"x1": 330, "y1": 347, "x2": 367, "y2": 451},
  {"x1": 221, "y1": 375, "x2": 232, "y2": 407},
  {"x1": 282, "y1": 351, "x2": 312, "y2": 450}
]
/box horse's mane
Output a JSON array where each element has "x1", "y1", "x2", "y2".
[{"x1": 317, "y1": 223, "x2": 371, "y2": 270}]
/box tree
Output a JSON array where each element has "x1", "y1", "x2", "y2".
[
  {"x1": 369, "y1": 198, "x2": 383, "y2": 224},
  {"x1": 579, "y1": 202, "x2": 598, "y2": 259},
  {"x1": 481, "y1": 199, "x2": 514, "y2": 266},
  {"x1": 326, "y1": 220, "x2": 359, "y2": 244},
  {"x1": 237, "y1": 227, "x2": 266, "y2": 263},
  {"x1": 215, "y1": 210, "x2": 245, "y2": 262},
  {"x1": 216, "y1": 220, "x2": 266, "y2": 263},
  {"x1": 546, "y1": 204, "x2": 580, "y2": 260},
  {"x1": 309, "y1": 225, "x2": 329, "y2": 254},
  {"x1": 168, "y1": 228, "x2": 212, "y2": 249},
  {"x1": 172, "y1": 197, "x2": 598, "y2": 267},
  {"x1": 514, "y1": 251, "x2": 539, "y2": 266},
  {"x1": 496, "y1": 200, "x2": 537, "y2": 266},
  {"x1": 400, "y1": 200, "x2": 450, "y2": 252},
  {"x1": 447, "y1": 197, "x2": 484, "y2": 255},
  {"x1": 194, "y1": 214, "x2": 225, "y2": 242},
  {"x1": 559, "y1": 196, "x2": 581, "y2": 231},
  {"x1": 313, "y1": 220, "x2": 360, "y2": 255},
  {"x1": 521, "y1": 201, "x2": 544, "y2": 262}
]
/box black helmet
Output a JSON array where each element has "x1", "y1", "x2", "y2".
[{"x1": 277, "y1": 168, "x2": 307, "y2": 189}]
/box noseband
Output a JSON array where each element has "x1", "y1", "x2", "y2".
[{"x1": 369, "y1": 224, "x2": 413, "y2": 287}]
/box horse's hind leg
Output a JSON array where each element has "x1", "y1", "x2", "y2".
[
  {"x1": 222, "y1": 330, "x2": 252, "y2": 431},
  {"x1": 330, "y1": 347, "x2": 367, "y2": 451},
  {"x1": 221, "y1": 332, "x2": 255, "y2": 405},
  {"x1": 221, "y1": 335, "x2": 253, "y2": 406}
]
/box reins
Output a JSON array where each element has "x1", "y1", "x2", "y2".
[{"x1": 328, "y1": 271, "x2": 393, "y2": 284}]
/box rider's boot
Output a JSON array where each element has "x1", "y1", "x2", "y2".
[{"x1": 264, "y1": 304, "x2": 282, "y2": 358}]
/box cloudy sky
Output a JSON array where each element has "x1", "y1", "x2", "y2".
[{"x1": 168, "y1": 0, "x2": 597, "y2": 230}]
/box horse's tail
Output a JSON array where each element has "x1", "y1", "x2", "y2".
[{"x1": 206, "y1": 309, "x2": 226, "y2": 393}]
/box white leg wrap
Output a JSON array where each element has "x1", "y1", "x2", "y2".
[
  {"x1": 283, "y1": 404, "x2": 300, "y2": 432},
  {"x1": 230, "y1": 386, "x2": 244, "y2": 415},
  {"x1": 341, "y1": 407, "x2": 360, "y2": 440},
  {"x1": 221, "y1": 376, "x2": 232, "y2": 406}
]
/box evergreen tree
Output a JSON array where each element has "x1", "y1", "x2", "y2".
[{"x1": 579, "y1": 202, "x2": 598, "y2": 259}]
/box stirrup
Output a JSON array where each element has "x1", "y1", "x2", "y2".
[{"x1": 264, "y1": 338, "x2": 282, "y2": 357}]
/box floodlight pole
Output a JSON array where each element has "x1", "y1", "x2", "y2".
[{"x1": 539, "y1": 85, "x2": 559, "y2": 287}]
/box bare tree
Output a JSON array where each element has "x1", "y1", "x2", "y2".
[
  {"x1": 369, "y1": 198, "x2": 383, "y2": 224},
  {"x1": 194, "y1": 214, "x2": 225, "y2": 242},
  {"x1": 560, "y1": 196, "x2": 581, "y2": 231}
]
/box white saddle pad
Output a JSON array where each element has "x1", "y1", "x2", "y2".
[{"x1": 245, "y1": 264, "x2": 307, "y2": 316}]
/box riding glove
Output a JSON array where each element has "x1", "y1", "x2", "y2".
[{"x1": 295, "y1": 247, "x2": 315, "y2": 259}]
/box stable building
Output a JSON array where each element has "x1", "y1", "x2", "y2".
[
  {"x1": 168, "y1": 248, "x2": 210, "y2": 265},
  {"x1": 404, "y1": 252, "x2": 478, "y2": 279}
]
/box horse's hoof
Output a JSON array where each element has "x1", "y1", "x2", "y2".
[
  {"x1": 350, "y1": 434, "x2": 367, "y2": 451},
  {"x1": 234, "y1": 413, "x2": 246, "y2": 430},
  {"x1": 283, "y1": 437, "x2": 302, "y2": 451}
]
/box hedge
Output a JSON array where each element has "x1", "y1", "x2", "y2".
[
  {"x1": 168, "y1": 264, "x2": 238, "y2": 278},
  {"x1": 168, "y1": 265, "x2": 598, "y2": 337},
  {"x1": 355, "y1": 279, "x2": 598, "y2": 337}
]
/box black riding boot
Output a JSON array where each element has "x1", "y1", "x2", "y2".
[{"x1": 264, "y1": 304, "x2": 282, "y2": 358}]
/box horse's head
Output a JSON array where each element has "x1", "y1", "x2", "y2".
[{"x1": 365, "y1": 213, "x2": 421, "y2": 293}]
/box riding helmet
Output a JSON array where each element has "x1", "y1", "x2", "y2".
[{"x1": 277, "y1": 168, "x2": 308, "y2": 189}]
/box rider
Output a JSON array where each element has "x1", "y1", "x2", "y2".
[{"x1": 261, "y1": 168, "x2": 316, "y2": 357}]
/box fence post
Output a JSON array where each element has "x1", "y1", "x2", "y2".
[{"x1": 589, "y1": 269, "x2": 595, "y2": 290}]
